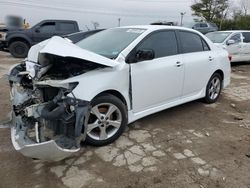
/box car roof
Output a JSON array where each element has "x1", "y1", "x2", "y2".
[
  {"x1": 41, "y1": 19, "x2": 77, "y2": 22},
  {"x1": 212, "y1": 30, "x2": 250, "y2": 33},
  {"x1": 66, "y1": 29, "x2": 104, "y2": 36},
  {"x1": 118, "y1": 25, "x2": 200, "y2": 33}
]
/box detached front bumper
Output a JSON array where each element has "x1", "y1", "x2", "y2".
[
  {"x1": 10, "y1": 96, "x2": 90, "y2": 161},
  {"x1": 11, "y1": 126, "x2": 80, "y2": 161}
]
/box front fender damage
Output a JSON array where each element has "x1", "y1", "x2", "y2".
[{"x1": 9, "y1": 64, "x2": 91, "y2": 161}]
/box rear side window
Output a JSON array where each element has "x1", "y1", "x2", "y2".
[
  {"x1": 58, "y1": 22, "x2": 76, "y2": 32},
  {"x1": 179, "y1": 31, "x2": 206, "y2": 53},
  {"x1": 137, "y1": 31, "x2": 178, "y2": 58},
  {"x1": 39, "y1": 22, "x2": 56, "y2": 33},
  {"x1": 242, "y1": 32, "x2": 250, "y2": 43}
]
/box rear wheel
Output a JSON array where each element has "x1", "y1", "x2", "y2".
[
  {"x1": 85, "y1": 94, "x2": 127, "y2": 146},
  {"x1": 204, "y1": 73, "x2": 222, "y2": 104},
  {"x1": 9, "y1": 41, "x2": 29, "y2": 58}
]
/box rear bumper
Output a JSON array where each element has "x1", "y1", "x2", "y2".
[{"x1": 11, "y1": 126, "x2": 80, "y2": 161}]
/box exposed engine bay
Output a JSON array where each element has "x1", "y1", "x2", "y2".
[
  {"x1": 8, "y1": 53, "x2": 108, "y2": 161},
  {"x1": 8, "y1": 36, "x2": 118, "y2": 161}
]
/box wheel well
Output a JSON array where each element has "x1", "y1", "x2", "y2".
[
  {"x1": 8, "y1": 37, "x2": 30, "y2": 47},
  {"x1": 94, "y1": 90, "x2": 128, "y2": 109},
  {"x1": 214, "y1": 70, "x2": 224, "y2": 80}
]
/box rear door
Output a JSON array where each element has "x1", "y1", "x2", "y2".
[
  {"x1": 178, "y1": 30, "x2": 212, "y2": 97},
  {"x1": 241, "y1": 32, "x2": 250, "y2": 61},
  {"x1": 130, "y1": 30, "x2": 184, "y2": 112},
  {"x1": 56, "y1": 22, "x2": 78, "y2": 36}
]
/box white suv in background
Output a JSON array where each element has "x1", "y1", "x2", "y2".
[{"x1": 206, "y1": 31, "x2": 250, "y2": 62}]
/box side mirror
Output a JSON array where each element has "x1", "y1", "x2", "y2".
[
  {"x1": 227, "y1": 39, "x2": 235, "y2": 45},
  {"x1": 35, "y1": 26, "x2": 40, "y2": 33},
  {"x1": 135, "y1": 49, "x2": 155, "y2": 62}
]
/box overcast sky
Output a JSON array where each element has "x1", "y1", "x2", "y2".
[{"x1": 0, "y1": 0, "x2": 194, "y2": 30}]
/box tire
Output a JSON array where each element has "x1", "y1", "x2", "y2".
[
  {"x1": 9, "y1": 41, "x2": 29, "y2": 58},
  {"x1": 85, "y1": 94, "x2": 128, "y2": 146},
  {"x1": 204, "y1": 73, "x2": 223, "y2": 104}
]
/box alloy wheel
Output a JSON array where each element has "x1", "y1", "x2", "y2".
[
  {"x1": 208, "y1": 77, "x2": 221, "y2": 100},
  {"x1": 87, "y1": 103, "x2": 122, "y2": 141}
]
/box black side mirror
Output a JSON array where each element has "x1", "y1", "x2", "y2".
[
  {"x1": 135, "y1": 49, "x2": 155, "y2": 62},
  {"x1": 35, "y1": 26, "x2": 40, "y2": 33}
]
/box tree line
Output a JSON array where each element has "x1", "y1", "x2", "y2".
[{"x1": 191, "y1": 0, "x2": 250, "y2": 30}]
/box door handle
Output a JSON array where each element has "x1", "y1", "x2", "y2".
[
  {"x1": 209, "y1": 56, "x2": 214, "y2": 61},
  {"x1": 176, "y1": 61, "x2": 183, "y2": 67}
]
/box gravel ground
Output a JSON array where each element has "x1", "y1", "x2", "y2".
[{"x1": 0, "y1": 51, "x2": 250, "y2": 188}]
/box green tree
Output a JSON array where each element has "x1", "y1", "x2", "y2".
[
  {"x1": 191, "y1": 0, "x2": 229, "y2": 22},
  {"x1": 217, "y1": 15, "x2": 250, "y2": 30},
  {"x1": 235, "y1": 15, "x2": 250, "y2": 29}
]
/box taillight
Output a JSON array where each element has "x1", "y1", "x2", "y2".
[{"x1": 228, "y1": 55, "x2": 232, "y2": 62}]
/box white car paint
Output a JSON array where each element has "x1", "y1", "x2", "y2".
[
  {"x1": 206, "y1": 30, "x2": 250, "y2": 62},
  {"x1": 131, "y1": 54, "x2": 184, "y2": 113},
  {"x1": 11, "y1": 128, "x2": 79, "y2": 161},
  {"x1": 28, "y1": 36, "x2": 118, "y2": 67},
  {"x1": 10, "y1": 25, "x2": 231, "y2": 161},
  {"x1": 31, "y1": 25, "x2": 230, "y2": 123}
]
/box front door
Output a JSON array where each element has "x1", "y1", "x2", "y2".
[
  {"x1": 130, "y1": 30, "x2": 184, "y2": 113},
  {"x1": 226, "y1": 33, "x2": 243, "y2": 61},
  {"x1": 32, "y1": 22, "x2": 57, "y2": 43}
]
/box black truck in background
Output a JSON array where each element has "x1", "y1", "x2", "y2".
[{"x1": 0, "y1": 20, "x2": 80, "y2": 58}]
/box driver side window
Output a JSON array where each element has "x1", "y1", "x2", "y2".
[
  {"x1": 229, "y1": 34, "x2": 241, "y2": 44},
  {"x1": 137, "y1": 30, "x2": 178, "y2": 59}
]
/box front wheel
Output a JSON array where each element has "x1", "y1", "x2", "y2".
[
  {"x1": 9, "y1": 41, "x2": 29, "y2": 58},
  {"x1": 85, "y1": 94, "x2": 128, "y2": 146},
  {"x1": 204, "y1": 73, "x2": 222, "y2": 104}
]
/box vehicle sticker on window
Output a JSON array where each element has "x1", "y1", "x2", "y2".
[
  {"x1": 112, "y1": 51, "x2": 119, "y2": 55},
  {"x1": 126, "y1": 29, "x2": 145, "y2": 34}
]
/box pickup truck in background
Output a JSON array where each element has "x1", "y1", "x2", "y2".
[{"x1": 0, "y1": 20, "x2": 80, "y2": 58}]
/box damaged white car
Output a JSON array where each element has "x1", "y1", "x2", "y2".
[{"x1": 8, "y1": 25, "x2": 231, "y2": 161}]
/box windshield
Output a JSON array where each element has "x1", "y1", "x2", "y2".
[
  {"x1": 206, "y1": 32, "x2": 232, "y2": 43},
  {"x1": 77, "y1": 28, "x2": 146, "y2": 59}
]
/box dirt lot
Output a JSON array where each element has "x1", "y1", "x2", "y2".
[{"x1": 0, "y1": 51, "x2": 250, "y2": 188}]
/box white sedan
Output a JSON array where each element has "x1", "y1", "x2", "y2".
[
  {"x1": 206, "y1": 30, "x2": 250, "y2": 62},
  {"x1": 9, "y1": 25, "x2": 231, "y2": 161}
]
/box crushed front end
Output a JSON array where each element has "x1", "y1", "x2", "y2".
[
  {"x1": 8, "y1": 36, "x2": 117, "y2": 161},
  {"x1": 9, "y1": 56, "x2": 93, "y2": 161}
]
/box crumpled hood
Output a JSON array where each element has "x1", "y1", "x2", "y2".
[{"x1": 27, "y1": 36, "x2": 118, "y2": 67}]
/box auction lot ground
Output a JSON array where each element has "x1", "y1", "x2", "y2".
[{"x1": 0, "y1": 51, "x2": 250, "y2": 188}]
